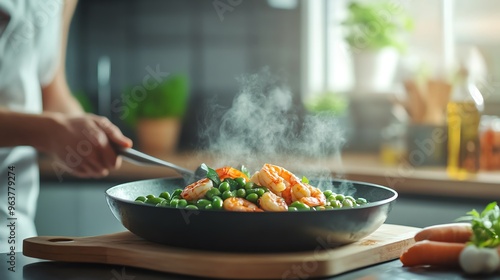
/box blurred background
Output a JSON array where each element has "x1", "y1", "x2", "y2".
[{"x1": 64, "y1": 0, "x2": 500, "y2": 154}]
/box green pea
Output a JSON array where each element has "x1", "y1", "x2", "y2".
[
  {"x1": 255, "y1": 188, "x2": 265, "y2": 197},
  {"x1": 327, "y1": 195, "x2": 337, "y2": 203},
  {"x1": 290, "y1": 201, "x2": 310, "y2": 211},
  {"x1": 325, "y1": 206, "x2": 334, "y2": 210},
  {"x1": 343, "y1": 199, "x2": 354, "y2": 208},
  {"x1": 177, "y1": 199, "x2": 188, "y2": 208},
  {"x1": 246, "y1": 193, "x2": 259, "y2": 203},
  {"x1": 159, "y1": 192, "x2": 171, "y2": 200},
  {"x1": 212, "y1": 197, "x2": 223, "y2": 210},
  {"x1": 244, "y1": 182, "x2": 255, "y2": 190},
  {"x1": 172, "y1": 189, "x2": 183, "y2": 197},
  {"x1": 315, "y1": 206, "x2": 325, "y2": 211},
  {"x1": 196, "y1": 199, "x2": 212, "y2": 209},
  {"x1": 159, "y1": 200, "x2": 170, "y2": 207},
  {"x1": 185, "y1": 205, "x2": 199, "y2": 210},
  {"x1": 205, "y1": 204, "x2": 213, "y2": 210},
  {"x1": 223, "y1": 178, "x2": 238, "y2": 190},
  {"x1": 246, "y1": 189, "x2": 256, "y2": 194},
  {"x1": 234, "y1": 177, "x2": 246, "y2": 188},
  {"x1": 323, "y1": 190, "x2": 333, "y2": 198},
  {"x1": 169, "y1": 198, "x2": 179, "y2": 208},
  {"x1": 236, "y1": 188, "x2": 246, "y2": 198},
  {"x1": 262, "y1": 187, "x2": 270, "y2": 193},
  {"x1": 171, "y1": 195, "x2": 182, "y2": 200},
  {"x1": 219, "y1": 182, "x2": 231, "y2": 193},
  {"x1": 332, "y1": 200, "x2": 342, "y2": 208},
  {"x1": 135, "y1": 196, "x2": 146, "y2": 202},
  {"x1": 222, "y1": 190, "x2": 235, "y2": 200},
  {"x1": 146, "y1": 194, "x2": 156, "y2": 199},
  {"x1": 205, "y1": 188, "x2": 221, "y2": 200},
  {"x1": 356, "y1": 198, "x2": 368, "y2": 205},
  {"x1": 288, "y1": 207, "x2": 298, "y2": 212},
  {"x1": 335, "y1": 194, "x2": 345, "y2": 201},
  {"x1": 345, "y1": 195, "x2": 356, "y2": 203},
  {"x1": 145, "y1": 197, "x2": 164, "y2": 205}
]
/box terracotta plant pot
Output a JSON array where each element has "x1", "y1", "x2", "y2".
[{"x1": 136, "y1": 118, "x2": 181, "y2": 156}]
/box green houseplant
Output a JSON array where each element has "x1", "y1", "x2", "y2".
[
  {"x1": 124, "y1": 74, "x2": 189, "y2": 155},
  {"x1": 342, "y1": 1, "x2": 413, "y2": 52},
  {"x1": 304, "y1": 91, "x2": 348, "y2": 116},
  {"x1": 342, "y1": 1, "x2": 413, "y2": 92}
]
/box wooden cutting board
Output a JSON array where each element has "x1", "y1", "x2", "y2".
[{"x1": 23, "y1": 224, "x2": 419, "y2": 279}]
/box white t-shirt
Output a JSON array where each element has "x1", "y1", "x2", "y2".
[{"x1": 0, "y1": 0, "x2": 62, "y2": 251}]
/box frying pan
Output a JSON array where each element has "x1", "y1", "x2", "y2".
[{"x1": 105, "y1": 177, "x2": 397, "y2": 252}]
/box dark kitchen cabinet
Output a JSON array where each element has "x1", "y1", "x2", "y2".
[{"x1": 36, "y1": 180, "x2": 126, "y2": 237}]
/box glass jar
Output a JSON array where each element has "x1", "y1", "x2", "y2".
[{"x1": 481, "y1": 116, "x2": 500, "y2": 170}]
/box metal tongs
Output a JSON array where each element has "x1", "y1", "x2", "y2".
[{"x1": 115, "y1": 147, "x2": 207, "y2": 184}]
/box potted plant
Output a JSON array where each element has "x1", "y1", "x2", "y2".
[
  {"x1": 124, "y1": 74, "x2": 189, "y2": 156},
  {"x1": 342, "y1": 1, "x2": 413, "y2": 92},
  {"x1": 304, "y1": 91, "x2": 348, "y2": 117}
]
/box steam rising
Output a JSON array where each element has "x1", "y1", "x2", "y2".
[{"x1": 201, "y1": 68, "x2": 349, "y2": 190}]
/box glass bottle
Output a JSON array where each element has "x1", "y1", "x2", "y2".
[{"x1": 446, "y1": 68, "x2": 484, "y2": 180}]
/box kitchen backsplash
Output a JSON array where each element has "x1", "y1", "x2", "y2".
[{"x1": 65, "y1": 0, "x2": 302, "y2": 150}]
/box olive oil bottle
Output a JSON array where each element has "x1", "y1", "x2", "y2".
[{"x1": 447, "y1": 69, "x2": 484, "y2": 180}]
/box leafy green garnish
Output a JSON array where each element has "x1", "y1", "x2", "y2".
[
  {"x1": 240, "y1": 165, "x2": 251, "y2": 178},
  {"x1": 200, "y1": 163, "x2": 221, "y2": 186},
  {"x1": 301, "y1": 176, "x2": 309, "y2": 184},
  {"x1": 457, "y1": 202, "x2": 500, "y2": 248}
]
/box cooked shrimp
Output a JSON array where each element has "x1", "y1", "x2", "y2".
[
  {"x1": 291, "y1": 181, "x2": 312, "y2": 201},
  {"x1": 223, "y1": 197, "x2": 263, "y2": 212},
  {"x1": 180, "y1": 178, "x2": 213, "y2": 201},
  {"x1": 250, "y1": 164, "x2": 305, "y2": 195},
  {"x1": 299, "y1": 185, "x2": 327, "y2": 207},
  {"x1": 259, "y1": 191, "x2": 288, "y2": 212},
  {"x1": 281, "y1": 186, "x2": 293, "y2": 205},
  {"x1": 216, "y1": 166, "x2": 249, "y2": 181}
]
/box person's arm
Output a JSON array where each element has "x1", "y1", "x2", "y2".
[
  {"x1": 0, "y1": 110, "x2": 58, "y2": 150},
  {"x1": 0, "y1": 0, "x2": 133, "y2": 178},
  {"x1": 41, "y1": 0, "x2": 82, "y2": 115},
  {"x1": 39, "y1": 0, "x2": 132, "y2": 178},
  {"x1": 0, "y1": 109, "x2": 132, "y2": 178}
]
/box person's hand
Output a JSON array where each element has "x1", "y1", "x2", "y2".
[{"x1": 44, "y1": 113, "x2": 133, "y2": 178}]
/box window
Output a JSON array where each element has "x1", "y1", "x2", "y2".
[{"x1": 303, "y1": 0, "x2": 500, "y2": 106}]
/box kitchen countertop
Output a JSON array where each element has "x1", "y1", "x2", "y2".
[
  {"x1": 3, "y1": 252, "x2": 497, "y2": 280},
  {"x1": 38, "y1": 152, "x2": 500, "y2": 200}
]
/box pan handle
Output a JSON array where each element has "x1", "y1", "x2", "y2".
[{"x1": 116, "y1": 147, "x2": 196, "y2": 180}]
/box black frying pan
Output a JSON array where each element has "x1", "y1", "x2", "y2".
[{"x1": 105, "y1": 177, "x2": 397, "y2": 252}]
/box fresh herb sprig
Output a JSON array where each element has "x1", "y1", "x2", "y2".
[
  {"x1": 200, "y1": 163, "x2": 221, "y2": 186},
  {"x1": 240, "y1": 165, "x2": 251, "y2": 179},
  {"x1": 457, "y1": 202, "x2": 500, "y2": 248}
]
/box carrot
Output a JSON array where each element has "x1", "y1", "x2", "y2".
[
  {"x1": 414, "y1": 223, "x2": 472, "y2": 243},
  {"x1": 400, "y1": 240, "x2": 465, "y2": 267}
]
